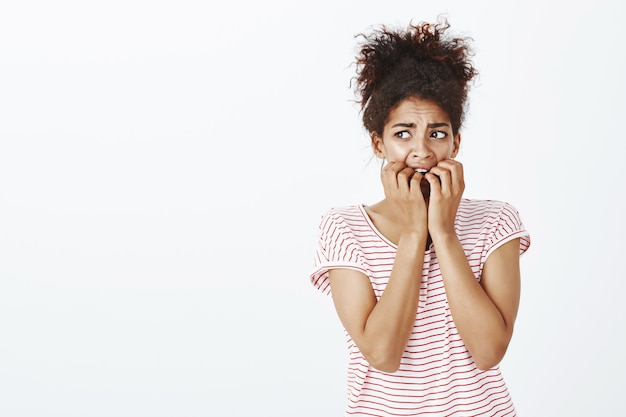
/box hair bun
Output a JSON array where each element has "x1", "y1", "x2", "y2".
[{"x1": 353, "y1": 17, "x2": 478, "y2": 136}]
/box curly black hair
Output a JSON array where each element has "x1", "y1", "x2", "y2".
[{"x1": 353, "y1": 17, "x2": 477, "y2": 138}]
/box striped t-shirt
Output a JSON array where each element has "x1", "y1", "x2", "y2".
[{"x1": 310, "y1": 198, "x2": 531, "y2": 417}]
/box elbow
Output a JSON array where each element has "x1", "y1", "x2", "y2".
[
  {"x1": 365, "y1": 350, "x2": 403, "y2": 373},
  {"x1": 474, "y1": 356, "x2": 502, "y2": 371},
  {"x1": 470, "y1": 328, "x2": 514, "y2": 371},
  {"x1": 371, "y1": 360, "x2": 401, "y2": 374},
  {"x1": 472, "y1": 343, "x2": 509, "y2": 371}
]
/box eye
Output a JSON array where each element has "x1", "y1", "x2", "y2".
[
  {"x1": 394, "y1": 131, "x2": 411, "y2": 140},
  {"x1": 430, "y1": 131, "x2": 447, "y2": 140}
]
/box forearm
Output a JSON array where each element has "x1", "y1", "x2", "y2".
[
  {"x1": 433, "y1": 233, "x2": 512, "y2": 369},
  {"x1": 361, "y1": 232, "x2": 426, "y2": 371}
]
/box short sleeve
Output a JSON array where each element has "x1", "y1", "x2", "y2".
[
  {"x1": 309, "y1": 210, "x2": 368, "y2": 296},
  {"x1": 484, "y1": 202, "x2": 531, "y2": 259}
]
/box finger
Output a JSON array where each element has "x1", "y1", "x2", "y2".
[
  {"x1": 380, "y1": 161, "x2": 401, "y2": 190},
  {"x1": 435, "y1": 159, "x2": 458, "y2": 169},
  {"x1": 424, "y1": 171, "x2": 442, "y2": 198},
  {"x1": 381, "y1": 161, "x2": 408, "y2": 193},
  {"x1": 409, "y1": 169, "x2": 423, "y2": 187},
  {"x1": 437, "y1": 159, "x2": 463, "y2": 177},
  {"x1": 435, "y1": 160, "x2": 464, "y2": 193},
  {"x1": 409, "y1": 171, "x2": 428, "y2": 201},
  {"x1": 429, "y1": 166, "x2": 451, "y2": 195},
  {"x1": 396, "y1": 166, "x2": 416, "y2": 193}
]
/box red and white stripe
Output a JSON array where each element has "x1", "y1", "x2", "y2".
[{"x1": 310, "y1": 199, "x2": 530, "y2": 417}]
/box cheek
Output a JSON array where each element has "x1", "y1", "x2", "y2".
[
  {"x1": 442, "y1": 143, "x2": 456, "y2": 159},
  {"x1": 385, "y1": 145, "x2": 411, "y2": 162}
]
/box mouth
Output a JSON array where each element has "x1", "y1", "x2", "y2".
[{"x1": 410, "y1": 168, "x2": 432, "y2": 199}]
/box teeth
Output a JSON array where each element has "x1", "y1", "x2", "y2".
[{"x1": 415, "y1": 168, "x2": 428, "y2": 173}]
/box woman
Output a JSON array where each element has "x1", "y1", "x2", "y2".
[{"x1": 310, "y1": 18, "x2": 530, "y2": 416}]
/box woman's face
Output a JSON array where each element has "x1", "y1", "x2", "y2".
[{"x1": 372, "y1": 97, "x2": 460, "y2": 171}]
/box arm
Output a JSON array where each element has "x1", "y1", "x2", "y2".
[
  {"x1": 329, "y1": 231, "x2": 425, "y2": 373},
  {"x1": 329, "y1": 162, "x2": 428, "y2": 373},
  {"x1": 431, "y1": 235, "x2": 521, "y2": 370},
  {"x1": 427, "y1": 160, "x2": 521, "y2": 370}
]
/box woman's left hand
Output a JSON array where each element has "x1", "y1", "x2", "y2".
[{"x1": 425, "y1": 159, "x2": 465, "y2": 239}]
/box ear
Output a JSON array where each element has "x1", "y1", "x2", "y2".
[
  {"x1": 372, "y1": 133, "x2": 385, "y2": 158},
  {"x1": 450, "y1": 133, "x2": 461, "y2": 158}
]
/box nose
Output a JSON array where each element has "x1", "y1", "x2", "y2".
[{"x1": 409, "y1": 137, "x2": 434, "y2": 160}]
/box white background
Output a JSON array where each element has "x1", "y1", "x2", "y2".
[{"x1": 1, "y1": 0, "x2": 625, "y2": 416}]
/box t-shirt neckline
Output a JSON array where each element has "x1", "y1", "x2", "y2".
[
  {"x1": 357, "y1": 204, "x2": 398, "y2": 249},
  {"x1": 357, "y1": 204, "x2": 434, "y2": 253}
]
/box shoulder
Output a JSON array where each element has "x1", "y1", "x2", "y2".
[
  {"x1": 458, "y1": 198, "x2": 523, "y2": 223},
  {"x1": 458, "y1": 198, "x2": 530, "y2": 255},
  {"x1": 317, "y1": 205, "x2": 366, "y2": 231},
  {"x1": 321, "y1": 205, "x2": 363, "y2": 218},
  {"x1": 458, "y1": 198, "x2": 514, "y2": 214},
  {"x1": 312, "y1": 205, "x2": 370, "y2": 289}
]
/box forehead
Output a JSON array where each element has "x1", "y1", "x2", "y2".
[{"x1": 386, "y1": 97, "x2": 451, "y2": 124}]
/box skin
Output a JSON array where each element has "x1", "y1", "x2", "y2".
[{"x1": 329, "y1": 97, "x2": 521, "y2": 372}]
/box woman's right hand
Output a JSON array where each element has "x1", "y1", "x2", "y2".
[
  {"x1": 380, "y1": 161, "x2": 428, "y2": 234},
  {"x1": 328, "y1": 161, "x2": 429, "y2": 372}
]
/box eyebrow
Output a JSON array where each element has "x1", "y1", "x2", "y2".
[
  {"x1": 391, "y1": 123, "x2": 415, "y2": 128},
  {"x1": 428, "y1": 122, "x2": 450, "y2": 129},
  {"x1": 390, "y1": 122, "x2": 450, "y2": 129}
]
